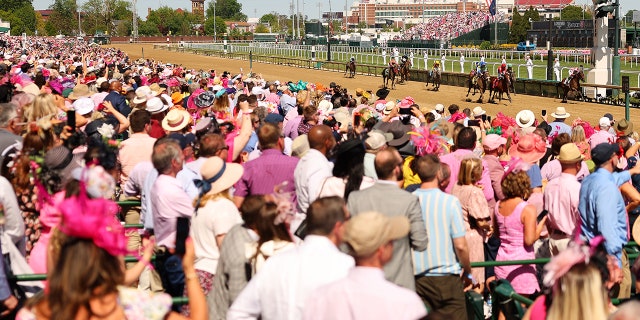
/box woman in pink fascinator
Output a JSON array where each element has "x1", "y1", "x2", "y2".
[{"x1": 16, "y1": 178, "x2": 207, "y2": 320}]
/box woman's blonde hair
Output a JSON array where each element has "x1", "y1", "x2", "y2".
[
  {"x1": 546, "y1": 263, "x2": 609, "y2": 320},
  {"x1": 26, "y1": 93, "x2": 58, "y2": 122},
  {"x1": 193, "y1": 188, "x2": 232, "y2": 208},
  {"x1": 457, "y1": 157, "x2": 482, "y2": 186},
  {"x1": 571, "y1": 125, "x2": 587, "y2": 143}
]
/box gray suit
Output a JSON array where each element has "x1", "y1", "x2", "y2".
[{"x1": 347, "y1": 182, "x2": 428, "y2": 290}]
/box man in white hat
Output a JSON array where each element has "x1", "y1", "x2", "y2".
[
  {"x1": 525, "y1": 54, "x2": 534, "y2": 79},
  {"x1": 482, "y1": 134, "x2": 507, "y2": 202},
  {"x1": 553, "y1": 57, "x2": 561, "y2": 81},
  {"x1": 304, "y1": 212, "x2": 427, "y2": 319},
  {"x1": 363, "y1": 131, "x2": 391, "y2": 180},
  {"x1": 544, "y1": 143, "x2": 584, "y2": 256},
  {"x1": 548, "y1": 106, "x2": 572, "y2": 138},
  {"x1": 589, "y1": 116, "x2": 616, "y2": 149}
]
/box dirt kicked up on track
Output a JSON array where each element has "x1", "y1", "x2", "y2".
[{"x1": 111, "y1": 43, "x2": 640, "y2": 127}]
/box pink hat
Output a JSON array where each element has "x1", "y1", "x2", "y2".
[
  {"x1": 483, "y1": 134, "x2": 507, "y2": 150},
  {"x1": 508, "y1": 133, "x2": 547, "y2": 164}
]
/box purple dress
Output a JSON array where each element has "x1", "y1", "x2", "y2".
[{"x1": 494, "y1": 200, "x2": 540, "y2": 295}]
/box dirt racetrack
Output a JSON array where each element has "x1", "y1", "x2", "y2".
[{"x1": 111, "y1": 43, "x2": 640, "y2": 127}]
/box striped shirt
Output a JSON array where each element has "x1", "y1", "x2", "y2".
[{"x1": 413, "y1": 188, "x2": 466, "y2": 276}]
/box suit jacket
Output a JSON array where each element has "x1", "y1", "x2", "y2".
[
  {"x1": 104, "y1": 91, "x2": 131, "y2": 118},
  {"x1": 347, "y1": 182, "x2": 428, "y2": 290}
]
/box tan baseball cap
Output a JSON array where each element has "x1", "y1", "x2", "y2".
[{"x1": 344, "y1": 212, "x2": 410, "y2": 257}]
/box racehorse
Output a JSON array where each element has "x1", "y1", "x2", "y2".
[
  {"x1": 489, "y1": 73, "x2": 512, "y2": 104},
  {"x1": 399, "y1": 60, "x2": 411, "y2": 83},
  {"x1": 344, "y1": 60, "x2": 356, "y2": 78},
  {"x1": 466, "y1": 70, "x2": 489, "y2": 103},
  {"x1": 425, "y1": 67, "x2": 441, "y2": 91},
  {"x1": 382, "y1": 64, "x2": 399, "y2": 89},
  {"x1": 556, "y1": 69, "x2": 585, "y2": 103}
]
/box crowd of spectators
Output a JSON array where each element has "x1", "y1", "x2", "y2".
[
  {"x1": 395, "y1": 11, "x2": 507, "y2": 41},
  {"x1": 0, "y1": 32, "x2": 639, "y2": 320}
]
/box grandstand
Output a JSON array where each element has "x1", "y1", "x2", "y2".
[{"x1": 394, "y1": 11, "x2": 507, "y2": 42}]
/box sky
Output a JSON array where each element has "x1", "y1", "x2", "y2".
[{"x1": 30, "y1": 0, "x2": 640, "y2": 21}]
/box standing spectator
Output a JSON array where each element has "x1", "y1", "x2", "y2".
[
  {"x1": 441, "y1": 53, "x2": 446, "y2": 72},
  {"x1": 293, "y1": 125, "x2": 335, "y2": 225},
  {"x1": 501, "y1": 55, "x2": 507, "y2": 65},
  {"x1": 579, "y1": 143, "x2": 640, "y2": 299},
  {"x1": 548, "y1": 107, "x2": 572, "y2": 138},
  {"x1": 482, "y1": 134, "x2": 507, "y2": 201},
  {"x1": 185, "y1": 133, "x2": 228, "y2": 178},
  {"x1": 318, "y1": 139, "x2": 374, "y2": 200},
  {"x1": 571, "y1": 125, "x2": 591, "y2": 161},
  {"x1": 303, "y1": 212, "x2": 427, "y2": 320},
  {"x1": 382, "y1": 49, "x2": 387, "y2": 65},
  {"x1": 554, "y1": 57, "x2": 561, "y2": 81},
  {"x1": 363, "y1": 131, "x2": 389, "y2": 180},
  {"x1": 451, "y1": 158, "x2": 492, "y2": 293},
  {"x1": 423, "y1": 51, "x2": 428, "y2": 70},
  {"x1": 526, "y1": 54, "x2": 534, "y2": 79},
  {"x1": 544, "y1": 143, "x2": 583, "y2": 256},
  {"x1": 393, "y1": 47, "x2": 400, "y2": 62},
  {"x1": 460, "y1": 54, "x2": 465, "y2": 73},
  {"x1": 150, "y1": 139, "x2": 194, "y2": 297},
  {"x1": 234, "y1": 123, "x2": 298, "y2": 207},
  {"x1": 228, "y1": 197, "x2": 354, "y2": 320},
  {"x1": 347, "y1": 148, "x2": 428, "y2": 290},
  {"x1": 186, "y1": 157, "x2": 244, "y2": 316},
  {"x1": 494, "y1": 159, "x2": 546, "y2": 296},
  {"x1": 413, "y1": 155, "x2": 471, "y2": 320},
  {"x1": 103, "y1": 80, "x2": 132, "y2": 118},
  {"x1": 0, "y1": 103, "x2": 22, "y2": 164},
  {"x1": 119, "y1": 109, "x2": 156, "y2": 185},
  {"x1": 589, "y1": 117, "x2": 616, "y2": 149},
  {"x1": 440, "y1": 127, "x2": 495, "y2": 202}
]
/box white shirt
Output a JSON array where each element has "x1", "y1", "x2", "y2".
[
  {"x1": 192, "y1": 198, "x2": 243, "y2": 274},
  {"x1": 480, "y1": 56, "x2": 485, "y2": 63},
  {"x1": 0, "y1": 176, "x2": 24, "y2": 253},
  {"x1": 294, "y1": 149, "x2": 333, "y2": 214},
  {"x1": 460, "y1": 55, "x2": 465, "y2": 62},
  {"x1": 303, "y1": 267, "x2": 427, "y2": 320},
  {"x1": 526, "y1": 58, "x2": 534, "y2": 67},
  {"x1": 228, "y1": 235, "x2": 355, "y2": 320}
]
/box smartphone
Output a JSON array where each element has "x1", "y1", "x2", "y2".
[
  {"x1": 537, "y1": 210, "x2": 549, "y2": 223},
  {"x1": 353, "y1": 112, "x2": 361, "y2": 126},
  {"x1": 467, "y1": 119, "x2": 480, "y2": 127},
  {"x1": 175, "y1": 217, "x2": 190, "y2": 256},
  {"x1": 67, "y1": 109, "x2": 76, "y2": 128},
  {"x1": 481, "y1": 114, "x2": 487, "y2": 122},
  {"x1": 487, "y1": 116, "x2": 492, "y2": 122},
  {"x1": 542, "y1": 109, "x2": 547, "y2": 116},
  {"x1": 399, "y1": 107, "x2": 412, "y2": 115}
]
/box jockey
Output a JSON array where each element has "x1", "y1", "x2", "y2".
[
  {"x1": 430, "y1": 61, "x2": 440, "y2": 78},
  {"x1": 565, "y1": 66, "x2": 581, "y2": 85},
  {"x1": 473, "y1": 62, "x2": 486, "y2": 84},
  {"x1": 350, "y1": 56, "x2": 355, "y2": 63},
  {"x1": 497, "y1": 63, "x2": 507, "y2": 80},
  {"x1": 389, "y1": 57, "x2": 398, "y2": 68}
]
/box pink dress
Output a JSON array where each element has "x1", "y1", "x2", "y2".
[
  {"x1": 28, "y1": 192, "x2": 64, "y2": 274},
  {"x1": 494, "y1": 200, "x2": 540, "y2": 295},
  {"x1": 451, "y1": 184, "x2": 491, "y2": 284}
]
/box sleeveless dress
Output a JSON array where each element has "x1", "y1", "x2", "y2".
[{"x1": 494, "y1": 200, "x2": 540, "y2": 295}]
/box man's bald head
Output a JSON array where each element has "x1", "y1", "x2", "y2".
[
  {"x1": 308, "y1": 125, "x2": 334, "y2": 153},
  {"x1": 374, "y1": 147, "x2": 403, "y2": 181},
  {"x1": 109, "y1": 81, "x2": 122, "y2": 92}
]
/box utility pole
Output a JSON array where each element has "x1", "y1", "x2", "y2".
[
  {"x1": 297, "y1": 0, "x2": 300, "y2": 40},
  {"x1": 214, "y1": 0, "x2": 218, "y2": 42},
  {"x1": 132, "y1": 0, "x2": 138, "y2": 41},
  {"x1": 328, "y1": 0, "x2": 332, "y2": 61},
  {"x1": 612, "y1": 0, "x2": 620, "y2": 97}
]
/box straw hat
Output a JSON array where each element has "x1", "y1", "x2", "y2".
[
  {"x1": 133, "y1": 86, "x2": 151, "y2": 105},
  {"x1": 68, "y1": 84, "x2": 91, "y2": 100},
  {"x1": 515, "y1": 110, "x2": 535, "y2": 128},
  {"x1": 615, "y1": 119, "x2": 634, "y2": 136},
  {"x1": 472, "y1": 106, "x2": 486, "y2": 117},
  {"x1": 72, "y1": 97, "x2": 95, "y2": 116},
  {"x1": 162, "y1": 109, "x2": 191, "y2": 132},
  {"x1": 557, "y1": 143, "x2": 584, "y2": 164},
  {"x1": 199, "y1": 157, "x2": 243, "y2": 196},
  {"x1": 149, "y1": 83, "x2": 166, "y2": 96},
  {"x1": 550, "y1": 106, "x2": 570, "y2": 119},
  {"x1": 146, "y1": 97, "x2": 168, "y2": 114}
]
